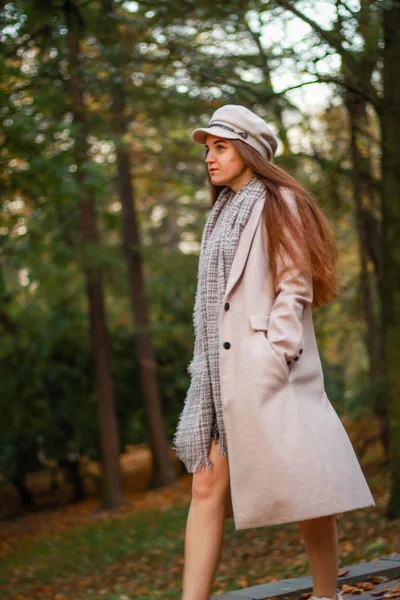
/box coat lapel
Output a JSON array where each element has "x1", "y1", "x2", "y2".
[{"x1": 223, "y1": 194, "x2": 266, "y2": 300}]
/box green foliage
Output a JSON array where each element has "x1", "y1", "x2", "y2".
[{"x1": 0, "y1": 247, "x2": 198, "y2": 483}]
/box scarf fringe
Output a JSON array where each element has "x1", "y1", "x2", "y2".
[
  {"x1": 172, "y1": 435, "x2": 214, "y2": 473},
  {"x1": 172, "y1": 430, "x2": 229, "y2": 474},
  {"x1": 213, "y1": 431, "x2": 228, "y2": 457}
]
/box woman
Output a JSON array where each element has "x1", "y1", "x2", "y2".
[{"x1": 172, "y1": 105, "x2": 375, "y2": 600}]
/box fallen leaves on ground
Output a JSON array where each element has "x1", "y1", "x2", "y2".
[{"x1": 0, "y1": 448, "x2": 399, "y2": 600}]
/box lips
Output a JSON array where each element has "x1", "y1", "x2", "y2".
[{"x1": 209, "y1": 168, "x2": 218, "y2": 173}]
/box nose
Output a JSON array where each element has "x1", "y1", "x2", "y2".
[{"x1": 205, "y1": 150, "x2": 215, "y2": 164}]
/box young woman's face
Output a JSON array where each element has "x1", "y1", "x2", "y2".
[{"x1": 204, "y1": 134, "x2": 254, "y2": 192}]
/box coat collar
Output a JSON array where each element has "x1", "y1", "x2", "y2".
[{"x1": 223, "y1": 193, "x2": 266, "y2": 301}]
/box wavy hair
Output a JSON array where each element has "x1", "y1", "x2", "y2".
[{"x1": 209, "y1": 139, "x2": 340, "y2": 308}]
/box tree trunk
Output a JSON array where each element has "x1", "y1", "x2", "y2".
[
  {"x1": 99, "y1": 0, "x2": 176, "y2": 488},
  {"x1": 12, "y1": 475, "x2": 34, "y2": 510},
  {"x1": 59, "y1": 458, "x2": 86, "y2": 503},
  {"x1": 345, "y1": 90, "x2": 388, "y2": 460},
  {"x1": 65, "y1": 4, "x2": 123, "y2": 509},
  {"x1": 115, "y1": 141, "x2": 177, "y2": 487},
  {"x1": 381, "y1": 1, "x2": 400, "y2": 519}
]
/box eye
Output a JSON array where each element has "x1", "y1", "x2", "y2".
[{"x1": 217, "y1": 144, "x2": 225, "y2": 151}]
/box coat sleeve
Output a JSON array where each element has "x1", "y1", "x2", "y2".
[{"x1": 266, "y1": 190, "x2": 313, "y2": 368}]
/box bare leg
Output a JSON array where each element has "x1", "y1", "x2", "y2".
[
  {"x1": 298, "y1": 515, "x2": 339, "y2": 600},
  {"x1": 181, "y1": 439, "x2": 230, "y2": 600}
]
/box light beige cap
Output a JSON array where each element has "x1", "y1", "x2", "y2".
[{"x1": 191, "y1": 104, "x2": 278, "y2": 160}]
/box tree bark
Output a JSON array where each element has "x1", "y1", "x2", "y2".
[
  {"x1": 381, "y1": 1, "x2": 400, "y2": 519},
  {"x1": 65, "y1": 3, "x2": 123, "y2": 509},
  {"x1": 99, "y1": 0, "x2": 176, "y2": 487}
]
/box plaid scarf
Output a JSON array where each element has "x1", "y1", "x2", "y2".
[{"x1": 172, "y1": 176, "x2": 266, "y2": 473}]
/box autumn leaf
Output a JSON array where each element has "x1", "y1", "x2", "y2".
[{"x1": 356, "y1": 582, "x2": 375, "y2": 591}]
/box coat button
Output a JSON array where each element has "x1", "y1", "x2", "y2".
[
  {"x1": 294, "y1": 356, "x2": 299, "y2": 361},
  {"x1": 224, "y1": 302, "x2": 230, "y2": 311},
  {"x1": 223, "y1": 342, "x2": 231, "y2": 349},
  {"x1": 299, "y1": 349, "x2": 303, "y2": 354}
]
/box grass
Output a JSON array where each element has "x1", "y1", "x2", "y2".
[{"x1": 0, "y1": 458, "x2": 398, "y2": 600}]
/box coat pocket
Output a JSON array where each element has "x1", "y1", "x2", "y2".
[
  {"x1": 249, "y1": 314, "x2": 289, "y2": 379},
  {"x1": 249, "y1": 314, "x2": 270, "y2": 331}
]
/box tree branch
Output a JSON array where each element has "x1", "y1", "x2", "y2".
[
  {"x1": 241, "y1": 15, "x2": 273, "y2": 83},
  {"x1": 260, "y1": 76, "x2": 377, "y2": 104},
  {"x1": 273, "y1": 0, "x2": 379, "y2": 107},
  {"x1": 336, "y1": 0, "x2": 359, "y2": 17}
]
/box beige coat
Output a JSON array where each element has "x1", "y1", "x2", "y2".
[{"x1": 219, "y1": 190, "x2": 375, "y2": 530}]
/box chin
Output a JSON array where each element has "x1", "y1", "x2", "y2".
[{"x1": 211, "y1": 174, "x2": 229, "y2": 186}]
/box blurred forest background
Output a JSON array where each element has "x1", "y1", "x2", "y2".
[
  {"x1": 2, "y1": 0, "x2": 400, "y2": 598},
  {"x1": 1, "y1": 0, "x2": 400, "y2": 575}
]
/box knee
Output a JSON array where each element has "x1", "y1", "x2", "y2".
[{"x1": 192, "y1": 472, "x2": 228, "y2": 504}]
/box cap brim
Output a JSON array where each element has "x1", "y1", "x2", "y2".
[{"x1": 191, "y1": 126, "x2": 239, "y2": 144}]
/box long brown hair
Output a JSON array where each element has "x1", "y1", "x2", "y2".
[{"x1": 209, "y1": 139, "x2": 340, "y2": 308}]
